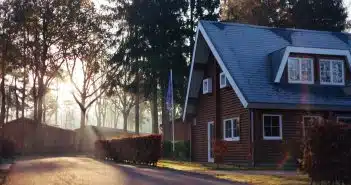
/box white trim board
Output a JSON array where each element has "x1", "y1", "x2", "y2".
[
  {"x1": 182, "y1": 22, "x2": 249, "y2": 121},
  {"x1": 182, "y1": 26, "x2": 200, "y2": 121},
  {"x1": 274, "y1": 46, "x2": 351, "y2": 83}
]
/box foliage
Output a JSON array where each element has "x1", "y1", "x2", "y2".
[
  {"x1": 96, "y1": 135, "x2": 162, "y2": 165},
  {"x1": 289, "y1": 0, "x2": 347, "y2": 31},
  {"x1": 213, "y1": 140, "x2": 228, "y2": 164},
  {"x1": 162, "y1": 140, "x2": 190, "y2": 160},
  {"x1": 299, "y1": 120, "x2": 351, "y2": 184},
  {"x1": 221, "y1": 0, "x2": 348, "y2": 32}
]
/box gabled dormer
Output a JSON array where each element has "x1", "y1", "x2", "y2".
[{"x1": 272, "y1": 47, "x2": 351, "y2": 86}]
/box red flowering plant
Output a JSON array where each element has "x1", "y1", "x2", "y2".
[{"x1": 213, "y1": 140, "x2": 228, "y2": 168}]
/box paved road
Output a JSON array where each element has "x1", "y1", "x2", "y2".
[{"x1": 4, "y1": 157, "x2": 238, "y2": 185}]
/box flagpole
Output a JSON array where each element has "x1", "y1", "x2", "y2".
[{"x1": 171, "y1": 69, "x2": 175, "y2": 153}]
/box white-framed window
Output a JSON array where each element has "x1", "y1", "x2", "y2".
[
  {"x1": 337, "y1": 116, "x2": 351, "y2": 124},
  {"x1": 220, "y1": 72, "x2": 227, "y2": 88},
  {"x1": 288, "y1": 57, "x2": 314, "y2": 84},
  {"x1": 319, "y1": 59, "x2": 345, "y2": 85},
  {"x1": 263, "y1": 114, "x2": 282, "y2": 140},
  {"x1": 202, "y1": 78, "x2": 212, "y2": 94},
  {"x1": 223, "y1": 118, "x2": 240, "y2": 141}
]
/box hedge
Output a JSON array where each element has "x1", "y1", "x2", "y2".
[
  {"x1": 95, "y1": 134, "x2": 161, "y2": 165},
  {"x1": 300, "y1": 120, "x2": 351, "y2": 185}
]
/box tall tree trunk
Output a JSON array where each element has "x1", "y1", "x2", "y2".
[
  {"x1": 33, "y1": 76, "x2": 38, "y2": 121},
  {"x1": 14, "y1": 77, "x2": 19, "y2": 119},
  {"x1": 6, "y1": 87, "x2": 10, "y2": 123},
  {"x1": 151, "y1": 83, "x2": 158, "y2": 134},
  {"x1": 135, "y1": 69, "x2": 140, "y2": 135},
  {"x1": 80, "y1": 95, "x2": 86, "y2": 128},
  {"x1": 37, "y1": 77, "x2": 44, "y2": 123},
  {"x1": 95, "y1": 102, "x2": 102, "y2": 127},
  {"x1": 123, "y1": 112, "x2": 128, "y2": 132},
  {"x1": 0, "y1": 71, "x2": 6, "y2": 126},
  {"x1": 80, "y1": 108, "x2": 86, "y2": 129},
  {"x1": 21, "y1": 78, "x2": 26, "y2": 118},
  {"x1": 114, "y1": 106, "x2": 118, "y2": 128}
]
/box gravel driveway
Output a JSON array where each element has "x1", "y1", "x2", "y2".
[{"x1": 4, "y1": 157, "x2": 240, "y2": 185}]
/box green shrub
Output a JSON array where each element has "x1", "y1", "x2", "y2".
[{"x1": 162, "y1": 140, "x2": 190, "y2": 160}]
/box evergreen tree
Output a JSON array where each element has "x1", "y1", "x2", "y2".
[
  {"x1": 221, "y1": 0, "x2": 348, "y2": 32},
  {"x1": 289, "y1": 0, "x2": 347, "y2": 31}
]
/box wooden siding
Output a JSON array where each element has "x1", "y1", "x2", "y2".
[
  {"x1": 253, "y1": 109, "x2": 351, "y2": 166},
  {"x1": 191, "y1": 53, "x2": 251, "y2": 164}
]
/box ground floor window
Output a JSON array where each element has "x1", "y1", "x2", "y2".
[
  {"x1": 263, "y1": 114, "x2": 282, "y2": 140},
  {"x1": 223, "y1": 118, "x2": 240, "y2": 141}
]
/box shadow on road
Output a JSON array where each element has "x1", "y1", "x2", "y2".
[{"x1": 94, "y1": 159, "x2": 241, "y2": 185}]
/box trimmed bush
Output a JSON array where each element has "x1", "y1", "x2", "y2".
[
  {"x1": 96, "y1": 135, "x2": 162, "y2": 165},
  {"x1": 300, "y1": 120, "x2": 351, "y2": 185}
]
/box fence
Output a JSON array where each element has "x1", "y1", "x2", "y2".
[{"x1": 1, "y1": 118, "x2": 76, "y2": 155}]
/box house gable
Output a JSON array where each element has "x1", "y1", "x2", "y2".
[
  {"x1": 183, "y1": 22, "x2": 248, "y2": 121},
  {"x1": 183, "y1": 21, "x2": 351, "y2": 113}
]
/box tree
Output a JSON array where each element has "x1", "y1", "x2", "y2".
[
  {"x1": 220, "y1": 0, "x2": 348, "y2": 31},
  {"x1": 107, "y1": 40, "x2": 137, "y2": 131},
  {"x1": 64, "y1": 1, "x2": 107, "y2": 129},
  {"x1": 108, "y1": 0, "x2": 189, "y2": 134},
  {"x1": 289, "y1": 0, "x2": 347, "y2": 31},
  {"x1": 0, "y1": 0, "x2": 15, "y2": 126}
]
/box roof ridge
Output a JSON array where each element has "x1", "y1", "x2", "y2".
[{"x1": 200, "y1": 20, "x2": 351, "y2": 37}]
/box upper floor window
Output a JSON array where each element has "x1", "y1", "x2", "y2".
[
  {"x1": 319, "y1": 59, "x2": 344, "y2": 85},
  {"x1": 202, "y1": 78, "x2": 212, "y2": 94},
  {"x1": 288, "y1": 57, "x2": 314, "y2": 84},
  {"x1": 220, "y1": 72, "x2": 227, "y2": 88}
]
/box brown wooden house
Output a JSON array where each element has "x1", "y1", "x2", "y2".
[{"x1": 183, "y1": 21, "x2": 351, "y2": 166}]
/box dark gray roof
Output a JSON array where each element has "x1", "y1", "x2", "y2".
[{"x1": 200, "y1": 20, "x2": 351, "y2": 109}]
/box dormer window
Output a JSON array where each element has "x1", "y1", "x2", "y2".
[
  {"x1": 319, "y1": 59, "x2": 344, "y2": 85},
  {"x1": 288, "y1": 57, "x2": 314, "y2": 84}
]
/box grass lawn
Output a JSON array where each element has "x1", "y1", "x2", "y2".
[{"x1": 157, "y1": 160, "x2": 310, "y2": 185}]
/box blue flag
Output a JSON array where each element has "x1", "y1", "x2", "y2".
[{"x1": 166, "y1": 70, "x2": 173, "y2": 112}]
